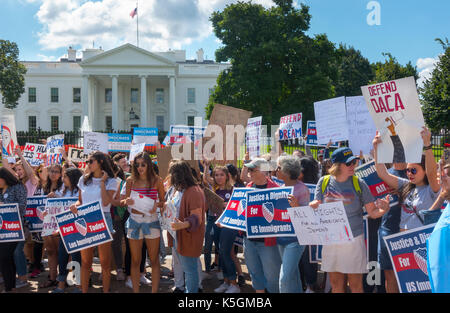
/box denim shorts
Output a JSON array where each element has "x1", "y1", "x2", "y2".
[
  {"x1": 103, "y1": 212, "x2": 115, "y2": 235},
  {"x1": 377, "y1": 228, "x2": 395, "y2": 270},
  {"x1": 126, "y1": 214, "x2": 161, "y2": 240}
]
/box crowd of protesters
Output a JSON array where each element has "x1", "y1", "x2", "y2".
[{"x1": 0, "y1": 126, "x2": 448, "y2": 294}]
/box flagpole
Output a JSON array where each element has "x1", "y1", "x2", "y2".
[{"x1": 136, "y1": 0, "x2": 139, "y2": 47}]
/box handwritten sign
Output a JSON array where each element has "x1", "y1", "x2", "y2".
[
  {"x1": 129, "y1": 191, "x2": 155, "y2": 216},
  {"x1": 279, "y1": 113, "x2": 302, "y2": 141},
  {"x1": 68, "y1": 147, "x2": 87, "y2": 168},
  {"x1": 159, "y1": 200, "x2": 177, "y2": 239},
  {"x1": 23, "y1": 143, "x2": 46, "y2": 166},
  {"x1": 246, "y1": 116, "x2": 262, "y2": 158},
  {"x1": 1, "y1": 113, "x2": 18, "y2": 157},
  {"x1": 346, "y1": 96, "x2": 377, "y2": 155},
  {"x1": 84, "y1": 132, "x2": 109, "y2": 155},
  {"x1": 129, "y1": 143, "x2": 146, "y2": 162},
  {"x1": 314, "y1": 96, "x2": 349, "y2": 145},
  {"x1": 287, "y1": 201, "x2": 354, "y2": 245},
  {"x1": 361, "y1": 76, "x2": 425, "y2": 163},
  {"x1": 0, "y1": 203, "x2": 25, "y2": 242},
  {"x1": 41, "y1": 198, "x2": 78, "y2": 237},
  {"x1": 46, "y1": 134, "x2": 64, "y2": 165}
]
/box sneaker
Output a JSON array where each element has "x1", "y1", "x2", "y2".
[
  {"x1": 305, "y1": 287, "x2": 314, "y2": 293},
  {"x1": 172, "y1": 287, "x2": 184, "y2": 293},
  {"x1": 51, "y1": 287, "x2": 65, "y2": 293},
  {"x1": 15, "y1": 279, "x2": 28, "y2": 289},
  {"x1": 116, "y1": 269, "x2": 125, "y2": 281},
  {"x1": 30, "y1": 269, "x2": 41, "y2": 278},
  {"x1": 125, "y1": 277, "x2": 134, "y2": 289},
  {"x1": 216, "y1": 271, "x2": 224, "y2": 281},
  {"x1": 140, "y1": 275, "x2": 151, "y2": 286},
  {"x1": 225, "y1": 284, "x2": 240, "y2": 293},
  {"x1": 238, "y1": 275, "x2": 245, "y2": 286},
  {"x1": 214, "y1": 282, "x2": 230, "y2": 293}
]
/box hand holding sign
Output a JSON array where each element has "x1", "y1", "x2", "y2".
[
  {"x1": 420, "y1": 126, "x2": 432, "y2": 146},
  {"x1": 375, "y1": 195, "x2": 391, "y2": 217}
]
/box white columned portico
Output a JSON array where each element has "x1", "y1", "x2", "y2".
[
  {"x1": 169, "y1": 75, "x2": 176, "y2": 125},
  {"x1": 81, "y1": 74, "x2": 92, "y2": 130},
  {"x1": 140, "y1": 75, "x2": 148, "y2": 127},
  {"x1": 111, "y1": 75, "x2": 119, "y2": 131}
]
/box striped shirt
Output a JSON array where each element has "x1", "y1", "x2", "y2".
[{"x1": 132, "y1": 188, "x2": 158, "y2": 201}]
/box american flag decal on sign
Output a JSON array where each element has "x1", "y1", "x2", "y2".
[
  {"x1": 37, "y1": 208, "x2": 46, "y2": 221},
  {"x1": 75, "y1": 218, "x2": 88, "y2": 236},
  {"x1": 237, "y1": 200, "x2": 246, "y2": 217},
  {"x1": 262, "y1": 202, "x2": 274, "y2": 223},
  {"x1": 413, "y1": 248, "x2": 428, "y2": 276}
]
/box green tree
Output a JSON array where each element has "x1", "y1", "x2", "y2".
[
  {"x1": 333, "y1": 44, "x2": 374, "y2": 97},
  {"x1": 0, "y1": 40, "x2": 27, "y2": 109},
  {"x1": 371, "y1": 52, "x2": 418, "y2": 84},
  {"x1": 207, "y1": 0, "x2": 338, "y2": 126},
  {"x1": 420, "y1": 38, "x2": 450, "y2": 132}
]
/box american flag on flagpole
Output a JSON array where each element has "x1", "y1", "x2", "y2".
[{"x1": 130, "y1": 7, "x2": 137, "y2": 18}]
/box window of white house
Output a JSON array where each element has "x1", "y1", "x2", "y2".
[
  {"x1": 156, "y1": 115, "x2": 164, "y2": 130},
  {"x1": 51, "y1": 116, "x2": 59, "y2": 131},
  {"x1": 51, "y1": 88, "x2": 59, "y2": 102},
  {"x1": 187, "y1": 116, "x2": 195, "y2": 126},
  {"x1": 131, "y1": 88, "x2": 139, "y2": 104},
  {"x1": 28, "y1": 116, "x2": 37, "y2": 132},
  {"x1": 187, "y1": 88, "x2": 196, "y2": 104},
  {"x1": 73, "y1": 116, "x2": 81, "y2": 131},
  {"x1": 105, "y1": 116, "x2": 112, "y2": 132},
  {"x1": 73, "y1": 88, "x2": 81, "y2": 103},
  {"x1": 29, "y1": 88, "x2": 36, "y2": 103},
  {"x1": 156, "y1": 88, "x2": 164, "y2": 104},
  {"x1": 105, "y1": 88, "x2": 112, "y2": 103}
]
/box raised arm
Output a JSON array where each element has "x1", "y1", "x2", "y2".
[{"x1": 373, "y1": 132, "x2": 399, "y2": 190}]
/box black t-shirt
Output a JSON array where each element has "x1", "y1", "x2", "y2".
[{"x1": 381, "y1": 167, "x2": 408, "y2": 232}]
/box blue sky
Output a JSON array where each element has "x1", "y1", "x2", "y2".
[{"x1": 0, "y1": 0, "x2": 448, "y2": 84}]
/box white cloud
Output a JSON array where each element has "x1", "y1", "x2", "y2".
[
  {"x1": 32, "y1": 0, "x2": 275, "y2": 53},
  {"x1": 416, "y1": 56, "x2": 439, "y2": 88}
]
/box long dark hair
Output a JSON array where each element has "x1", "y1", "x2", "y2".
[
  {"x1": 131, "y1": 152, "x2": 157, "y2": 188},
  {"x1": 300, "y1": 156, "x2": 319, "y2": 184},
  {"x1": 63, "y1": 167, "x2": 83, "y2": 196},
  {"x1": 44, "y1": 164, "x2": 63, "y2": 194},
  {"x1": 84, "y1": 152, "x2": 115, "y2": 185},
  {"x1": 169, "y1": 160, "x2": 198, "y2": 191},
  {"x1": 0, "y1": 167, "x2": 21, "y2": 187},
  {"x1": 399, "y1": 154, "x2": 428, "y2": 204},
  {"x1": 226, "y1": 163, "x2": 244, "y2": 186}
]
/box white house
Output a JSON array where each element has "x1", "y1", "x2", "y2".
[{"x1": 1, "y1": 44, "x2": 230, "y2": 132}]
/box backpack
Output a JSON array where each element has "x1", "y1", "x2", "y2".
[{"x1": 321, "y1": 175, "x2": 364, "y2": 207}]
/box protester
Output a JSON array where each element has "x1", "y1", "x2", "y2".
[
  {"x1": 70, "y1": 151, "x2": 117, "y2": 293},
  {"x1": 310, "y1": 147, "x2": 390, "y2": 293},
  {"x1": 120, "y1": 152, "x2": 165, "y2": 293},
  {"x1": 0, "y1": 167, "x2": 27, "y2": 292}
]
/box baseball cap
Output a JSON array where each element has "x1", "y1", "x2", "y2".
[
  {"x1": 244, "y1": 158, "x2": 270, "y2": 171},
  {"x1": 331, "y1": 147, "x2": 359, "y2": 164}
]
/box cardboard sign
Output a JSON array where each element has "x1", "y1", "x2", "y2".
[
  {"x1": 279, "y1": 113, "x2": 302, "y2": 141},
  {"x1": 346, "y1": 96, "x2": 377, "y2": 156},
  {"x1": 155, "y1": 146, "x2": 173, "y2": 180},
  {"x1": 215, "y1": 188, "x2": 254, "y2": 231},
  {"x1": 133, "y1": 127, "x2": 158, "y2": 146},
  {"x1": 84, "y1": 132, "x2": 109, "y2": 155},
  {"x1": 41, "y1": 198, "x2": 78, "y2": 237},
  {"x1": 245, "y1": 187, "x2": 295, "y2": 238},
  {"x1": 314, "y1": 96, "x2": 349, "y2": 145},
  {"x1": 305, "y1": 121, "x2": 338, "y2": 147},
  {"x1": 46, "y1": 134, "x2": 64, "y2": 165},
  {"x1": 129, "y1": 143, "x2": 146, "y2": 162},
  {"x1": 1, "y1": 113, "x2": 18, "y2": 157},
  {"x1": 56, "y1": 201, "x2": 113, "y2": 254},
  {"x1": 361, "y1": 76, "x2": 425, "y2": 163},
  {"x1": 384, "y1": 223, "x2": 435, "y2": 293},
  {"x1": 23, "y1": 143, "x2": 46, "y2": 166},
  {"x1": 287, "y1": 201, "x2": 354, "y2": 245},
  {"x1": 0, "y1": 203, "x2": 25, "y2": 242},
  {"x1": 24, "y1": 196, "x2": 47, "y2": 232},
  {"x1": 204, "y1": 187, "x2": 227, "y2": 216},
  {"x1": 108, "y1": 133, "x2": 132, "y2": 152},
  {"x1": 246, "y1": 116, "x2": 262, "y2": 158}
]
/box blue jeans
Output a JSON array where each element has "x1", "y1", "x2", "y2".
[
  {"x1": 278, "y1": 242, "x2": 305, "y2": 293},
  {"x1": 243, "y1": 237, "x2": 281, "y2": 293},
  {"x1": 219, "y1": 228, "x2": 238, "y2": 281},
  {"x1": 176, "y1": 251, "x2": 199, "y2": 293},
  {"x1": 14, "y1": 240, "x2": 27, "y2": 277},
  {"x1": 204, "y1": 215, "x2": 221, "y2": 271},
  {"x1": 57, "y1": 238, "x2": 81, "y2": 283}
]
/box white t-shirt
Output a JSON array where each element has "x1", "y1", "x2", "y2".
[{"x1": 78, "y1": 176, "x2": 117, "y2": 212}]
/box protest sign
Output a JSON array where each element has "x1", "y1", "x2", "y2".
[
  {"x1": 169, "y1": 125, "x2": 206, "y2": 145},
  {"x1": 23, "y1": 143, "x2": 46, "y2": 166},
  {"x1": 129, "y1": 143, "x2": 146, "y2": 161},
  {"x1": 41, "y1": 198, "x2": 78, "y2": 237},
  {"x1": 361, "y1": 76, "x2": 425, "y2": 163},
  {"x1": 305, "y1": 121, "x2": 338, "y2": 147},
  {"x1": 0, "y1": 203, "x2": 25, "y2": 243},
  {"x1": 155, "y1": 146, "x2": 173, "y2": 179},
  {"x1": 384, "y1": 223, "x2": 435, "y2": 293},
  {"x1": 46, "y1": 134, "x2": 64, "y2": 165},
  {"x1": 245, "y1": 187, "x2": 294, "y2": 238},
  {"x1": 56, "y1": 201, "x2": 113, "y2": 254},
  {"x1": 68, "y1": 147, "x2": 87, "y2": 168},
  {"x1": 287, "y1": 201, "x2": 354, "y2": 245},
  {"x1": 204, "y1": 187, "x2": 227, "y2": 216},
  {"x1": 305, "y1": 183, "x2": 316, "y2": 202},
  {"x1": 133, "y1": 127, "x2": 158, "y2": 146},
  {"x1": 234, "y1": 232, "x2": 244, "y2": 247},
  {"x1": 159, "y1": 200, "x2": 177, "y2": 239},
  {"x1": 246, "y1": 116, "x2": 262, "y2": 158},
  {"x1": 346, "y1": 96, "x2": 377, "y2": 155},
  {"x1": 108, "y1": 133, "x2": 132, "y2": 152},
  {"x1": 25, "y1": 196, "x2": 47, "y2": 232},
  {"x1": 216, "y1": 188, "x2": 254, "y2": 231},
  {"x1": 129, "y1": 190, "x2": 155, "y2": 216},
  {"x1": 314, "y1": 97, "x2": 349, "y2": 145},
  {"x1": 309, "y1": 245, "x2": 323, "y2": 263},
  {"x1": 84, "y1": 132, "x2": 109, "y2": 155},
  {"x1": 1, "y1": 113, "x2": 18, "y2": 158},
  {"x1": 279, "y1": 113, "x2": 302, "y2": 141}
]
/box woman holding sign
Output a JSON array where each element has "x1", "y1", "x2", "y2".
[
  {"x1": 70, "y1": 152, "x2": 117, "y2": 293},
  {"x1": 309, "y1": 148, "x2": 390, "y2": 293},
  {"x1": 120, "y1": 152, "x2": 165, "y2": 293}
]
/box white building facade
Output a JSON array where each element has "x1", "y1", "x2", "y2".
[{"x1": 3, "y1": 44, "x2": 230, "y2": 132}]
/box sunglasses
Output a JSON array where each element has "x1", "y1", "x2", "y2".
[
  {"x1": 86, "y1": 159, "x2": 95, "y2": 164},
  {"x1": 50, "y1": 170, "x2": 61, "y2": 174},
  {"x1": 134, "y1": 163, "x2": 146, "y2": 168},
  {"x1": 406, "y1": 168, "x2": 418, "y2": 175},
  {"x1": 345, "y1": 159, "x2": 357, "y2": 167}
]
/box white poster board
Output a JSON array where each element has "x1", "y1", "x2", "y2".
[
  {"x1": 129, "y1": 190, "x2": 155, "y2": 216},
  {"x1": 23, "y1": 143, "x2": 46, "y2": 166},
  {"x1": 246, "y1": 116, "x2": 262, "y2": 158},
  {"x1": 83, "y1": 132, "x2": 109, "y2": 155},
  {"x1": 346, "y1": 96, "x2": 377, "y2": 155},
  {"x1": 287, "y1": 201, "x2": 354, "y2": 245},
  {"x1": 361, "y1": 76, "x2": 425, "y2": 163},
  {"x1": 279, "y1": 113, "x2": 302, "y2": 141},
  {"x1": 314, "y1": 96, "x2": 349, "y2": 145},
  {"x1": 129, "y1": 143, "x2": 146, "y2": 162},
  {"x1": 46, "y1": 134, "x2": 64, "y2": 165},
  {"x1": 1, "y1": 113, "x2": 18, "y2": 157}
]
